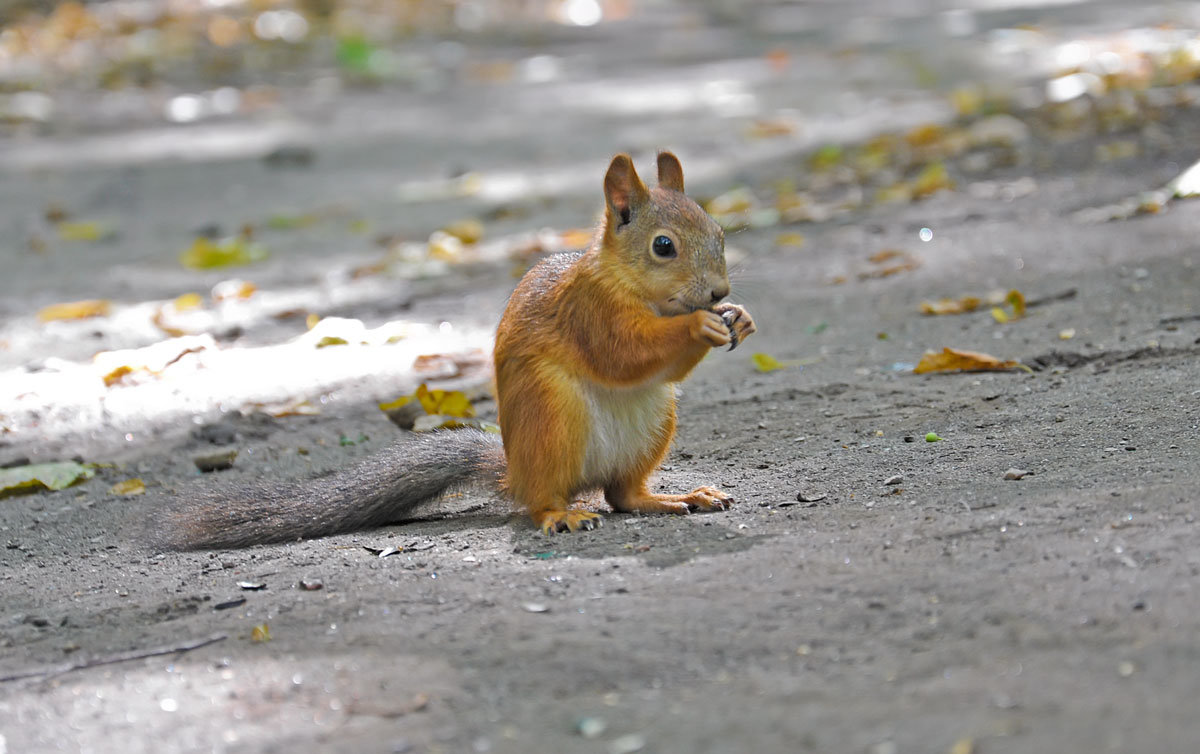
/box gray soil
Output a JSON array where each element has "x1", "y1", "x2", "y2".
[{"x1": 3, "y1": 4, "x2": 1200, "y2": 753}]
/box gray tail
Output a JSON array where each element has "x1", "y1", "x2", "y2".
[{"x1": 147, "y1": 429, "x2": 504, "y2": 550}]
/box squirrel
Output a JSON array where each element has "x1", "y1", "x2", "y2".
[{"x1": 148, "y1": 151, "x2": 756, "y2": 550}]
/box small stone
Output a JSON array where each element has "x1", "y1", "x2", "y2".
[
  {"x1": 1004, "y1": 468, "x2": 1031, "y2": 480},
  {"x1": 1124, "y1": 445, "x2": 1136, "y2": 451},
  {"x1": 521, "y1": 602, "x2": 549, "y2": 613},
  {"x1": 575, "y1": 717, "x2": 607, "y2": 739},
  {"x1": 193, "y1": 449, "x2": 238, "y2": 472},
  {"x1": 1118, "y1": 661, "x2": 1136, "y2": 677},
  {"x1": 609, "y1": 734, "x2": 647, "y2": 754},
  {"x1": 884, "y1": 475, "x2": 903, "y2": 486}
]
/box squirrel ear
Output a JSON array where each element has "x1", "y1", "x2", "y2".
[
  {"x1": 603, "y1": 153, "x2": 649, "y2": 228},
  {"x1": 656, "y1": 151, "x2": 685, "y2": 193}
]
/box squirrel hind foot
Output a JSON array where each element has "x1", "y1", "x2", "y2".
[{"x1": 532, "y1": 509, "x2": 604, "y2": 535}]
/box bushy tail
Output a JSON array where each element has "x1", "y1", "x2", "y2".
[{"x1": 147, "y1": 429, "x2": 505, "y2": 550}]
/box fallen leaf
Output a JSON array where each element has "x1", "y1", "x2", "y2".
[
  {"x1": 250, "y1": 623, "x2": 270, "y2": 642},
  {"x1": 416, "y1": 384, "x2": 475, "y2": 418},
  {"x1": 266, "y1": 213, "x2": 318, "y2": 230},
  {"x1": 914, "y1": 347, "x2": 1024, "y2": 374},
  {"x1": 808, "y1": 144, "x2": 843, "y2": 171},
  {"x1": 0, "y1": 462, "x2": 95, "y2": 498},
  {"x1": 315, "y1": 336, "x2": 349, "y2": 348},
  {"x1": 245, "y1": 397, "x2": 321, "y2": 417},
  {"x1": 1007, "y1": 289, "x2": 1026, "y2": 317},
  {"x1": 774, "y1": 232, "x2": 805, "y2": 249},
  {"x1": 920, "y1": 296, "x2": 982, "y2": 315},
  {"x1": 991, "y1": 306, "x2": 1010, "y2": 324},
  {"x1": 180, "y1": 237, "x2": 268, "y2": 270},
  {"x1": 38, "y1": 299, "x2": 111, "y2": 322},
  {"x1": 109, "y1": 478, "x2": 146, "y2": 496},
  {"x1": 173, "y1": 292, "x2": 204, "y2": 311},
  {"x1": 868, "y1": 249, "x2": 906, "y2": 264},
  {"x1": 753, "y1": 353, "x2": 787, "y2": 372},
  {"x1": 441, "y1": 219, "x2": 484, "y2": 244},
  {"x1": 211, "y1": 279, "x2": 257, "y2": 301},
  {"x1": 102, "y1": 365, "x2": 137, "y2": 387},
  {"x1": 911, "y1": 161, "x2": 954, "y2": 198},
  {"x1": 57, "y1": 221, "x2": 115, "y2": 242}
]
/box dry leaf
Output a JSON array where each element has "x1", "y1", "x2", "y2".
[
  {"x1": 250, "y1": 623, "x2": 270, "y2": 642},
  {"x1": 752, "y1": 353, "x2": 788, "y2": 372},
  {"x1": 109, "y1": 478, "x2": 146, "y2": 496},
  {"x1": 38, "y1": 299, "x2": 111, "y2": 322},
  {"x1": 102, "y1": 365, "x2": 137, "y2": 387},
  {"x1": 315, "y1": 336, "x2": 349, "y2": 348},
  {"x1": 920, "y1": 296, "x2": 982, "y2": 315},
  {"x1": 173, "y1": 292, "x2": 204, "y2": 311},
  {"x1": 441, "y1": 219, "x2": 484, "y2": 244},
  {"x1": 57, "y1": 221, "x2": 115, "y2": 241},
  {"x1": 868, "y1": 249, "x2": 906, "y2": 264},
  {"x1": 180, "y1": 237, "x2": 267, "y2": 270},
  {"x1": 914, "y1": 347, "x2": 1023, "y2": 374},
  {"x1": 911, "y1": 161, "x2": 954, "y2": 198}
]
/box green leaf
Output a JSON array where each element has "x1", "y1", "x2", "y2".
[{"x1": 0, "y1": 462, "x2": 95, "y2": 498}]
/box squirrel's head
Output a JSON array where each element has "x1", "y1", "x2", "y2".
[{"x1": 601, "y1": 151, "x2": 729, "y2": 316}]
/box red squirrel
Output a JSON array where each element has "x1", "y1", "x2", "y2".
[{"x1": 150, "y1": 152, "x2": 755, "y2": 549}]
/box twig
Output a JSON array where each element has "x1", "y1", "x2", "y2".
[
  {"x1": 0, "y1": 634, "x2": 227, "y2": 683},
  {"x1": 1025, "y1": 288, "x2": 1078, "y2": 308},
  {"x1": 1160, "y1": 313, "x2": 1200, "y2": 325}
]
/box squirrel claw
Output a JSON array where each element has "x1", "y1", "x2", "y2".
[
  {"x1": 535, "y1": 509, "x2": 604, "y2": 535},
  {"x1": 713, "y1": 303, "x2": 755, "y2": 351},
  {"x1": 682, "y1": 485, "x2": 734, "y2": 512}
]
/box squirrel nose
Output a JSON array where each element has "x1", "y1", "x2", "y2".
[{"x1": 710, "y1": 284, "x2": 730, "y2": 303}]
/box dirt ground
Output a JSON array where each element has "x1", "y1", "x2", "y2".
[{"x1": 3, "y1": 5, "x2": 1200, "y2": 754}]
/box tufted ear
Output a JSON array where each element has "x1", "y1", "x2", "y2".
[
  {"x1": 604, "y1": 153, "x2": 649, "y2": 228},
  {"x1": 656, "y1": 151, "x2": 684, "y2": 193}
]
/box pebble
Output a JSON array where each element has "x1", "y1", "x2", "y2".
[
  {"x1": 193, "y1": 449, "x2": 237, "y2": 472},
  {"x1": 521, "y1": 602, "x2": 549, "y2": 613},
  {"x1": 575, "y1": 717, "x2": 607, "y2": 739},
  {"x1": 609, "y1": 734, "x2": 647, "y2": 754},
  {"x1": 884, "y1": 474, "x2": 903, "y2": 486},
  {"x1": 1004, "y1": 468, "x2": 1031, "y2": 480}
]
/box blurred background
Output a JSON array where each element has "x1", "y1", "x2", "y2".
[{"x1": 3, "y1": 0, "x2": 1200, "y2": 460}]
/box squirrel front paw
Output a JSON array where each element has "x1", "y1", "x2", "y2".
[
  {"x1": 712, "y1": 303, "x2": 756, "y2": 351},
  {"x1": 690, "y1": 310, "x2": 732, "y2": 348}
]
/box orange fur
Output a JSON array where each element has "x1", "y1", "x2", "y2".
[{"x1": 494, "y1": 152, "x2": 756, "y2": 533}]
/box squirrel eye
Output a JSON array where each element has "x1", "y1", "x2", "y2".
[{"x1": 651, "y1": 235, "x2": 676, "y2": 259}]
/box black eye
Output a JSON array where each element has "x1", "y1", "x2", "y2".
[{"x1": 652, "y1": 235, "x2": 676, "y2": 259}]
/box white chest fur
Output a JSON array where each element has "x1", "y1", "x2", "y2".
[{"x1": 580, "y1": 381, "x2": 674, "y2": 488}]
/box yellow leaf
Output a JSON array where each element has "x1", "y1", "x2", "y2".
[
  {"x1": 752, "y1": 353, "x2": 786, "y2": 372},
  {"x1": 991, "y1": 306, "x2": 1009, "y2": 324},
  {"x1": 911, "y1": 161, "x2": 954, "y2": 199},
  {"x1": 173, "y1": 292, "x2": 204, "y2": 311},
  {"x1": 415, "y1": 384, "x2": 475, "y2": 418},
  {"x1": 920, "y1": 296, "x2": 981, "y2": 315},
  {"x1": 38, "y1": 299, "x2": 111, "y2": 322},
  {"x1": 102, "y1": 365, "x2": 137, "y2": 387},
  {"x1": 774, "y1": 232, "x2": 805, "y2": 249},
  {"x1": 57, "y1": 221, "x2": 114, "y2": 241},
  {"x1": 315, "y1": 336, "x2": 349, "y2": 348},
  {"x1": 306, "y1": 313, "x2": 321, "y2": 330},
  {"x1": 378, "y1": 395, "x2": 415, "y2": 412},
  {"x1": 250, "y1": 623, "x2": 270, "y2": 642},
  {"x1": 913, "y1": 347, "x2": 1022, "y2": 374},
  {"x1": 1006, "y1": 289, "x2": 1026, "y2": 318},
  {"x1": 441, "y1": 219, "x2": 484, "y2": 244},
  {"x1": 110, "y1": 478, "x2": 146, "y2": 496},
  {"x1": 180, "y1": 237, "x2": 268, "y2": 270}
]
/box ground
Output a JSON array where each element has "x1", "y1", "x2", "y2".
[{"x1": 2, "y1": 3, "x2": 1200, "y2": 753}]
